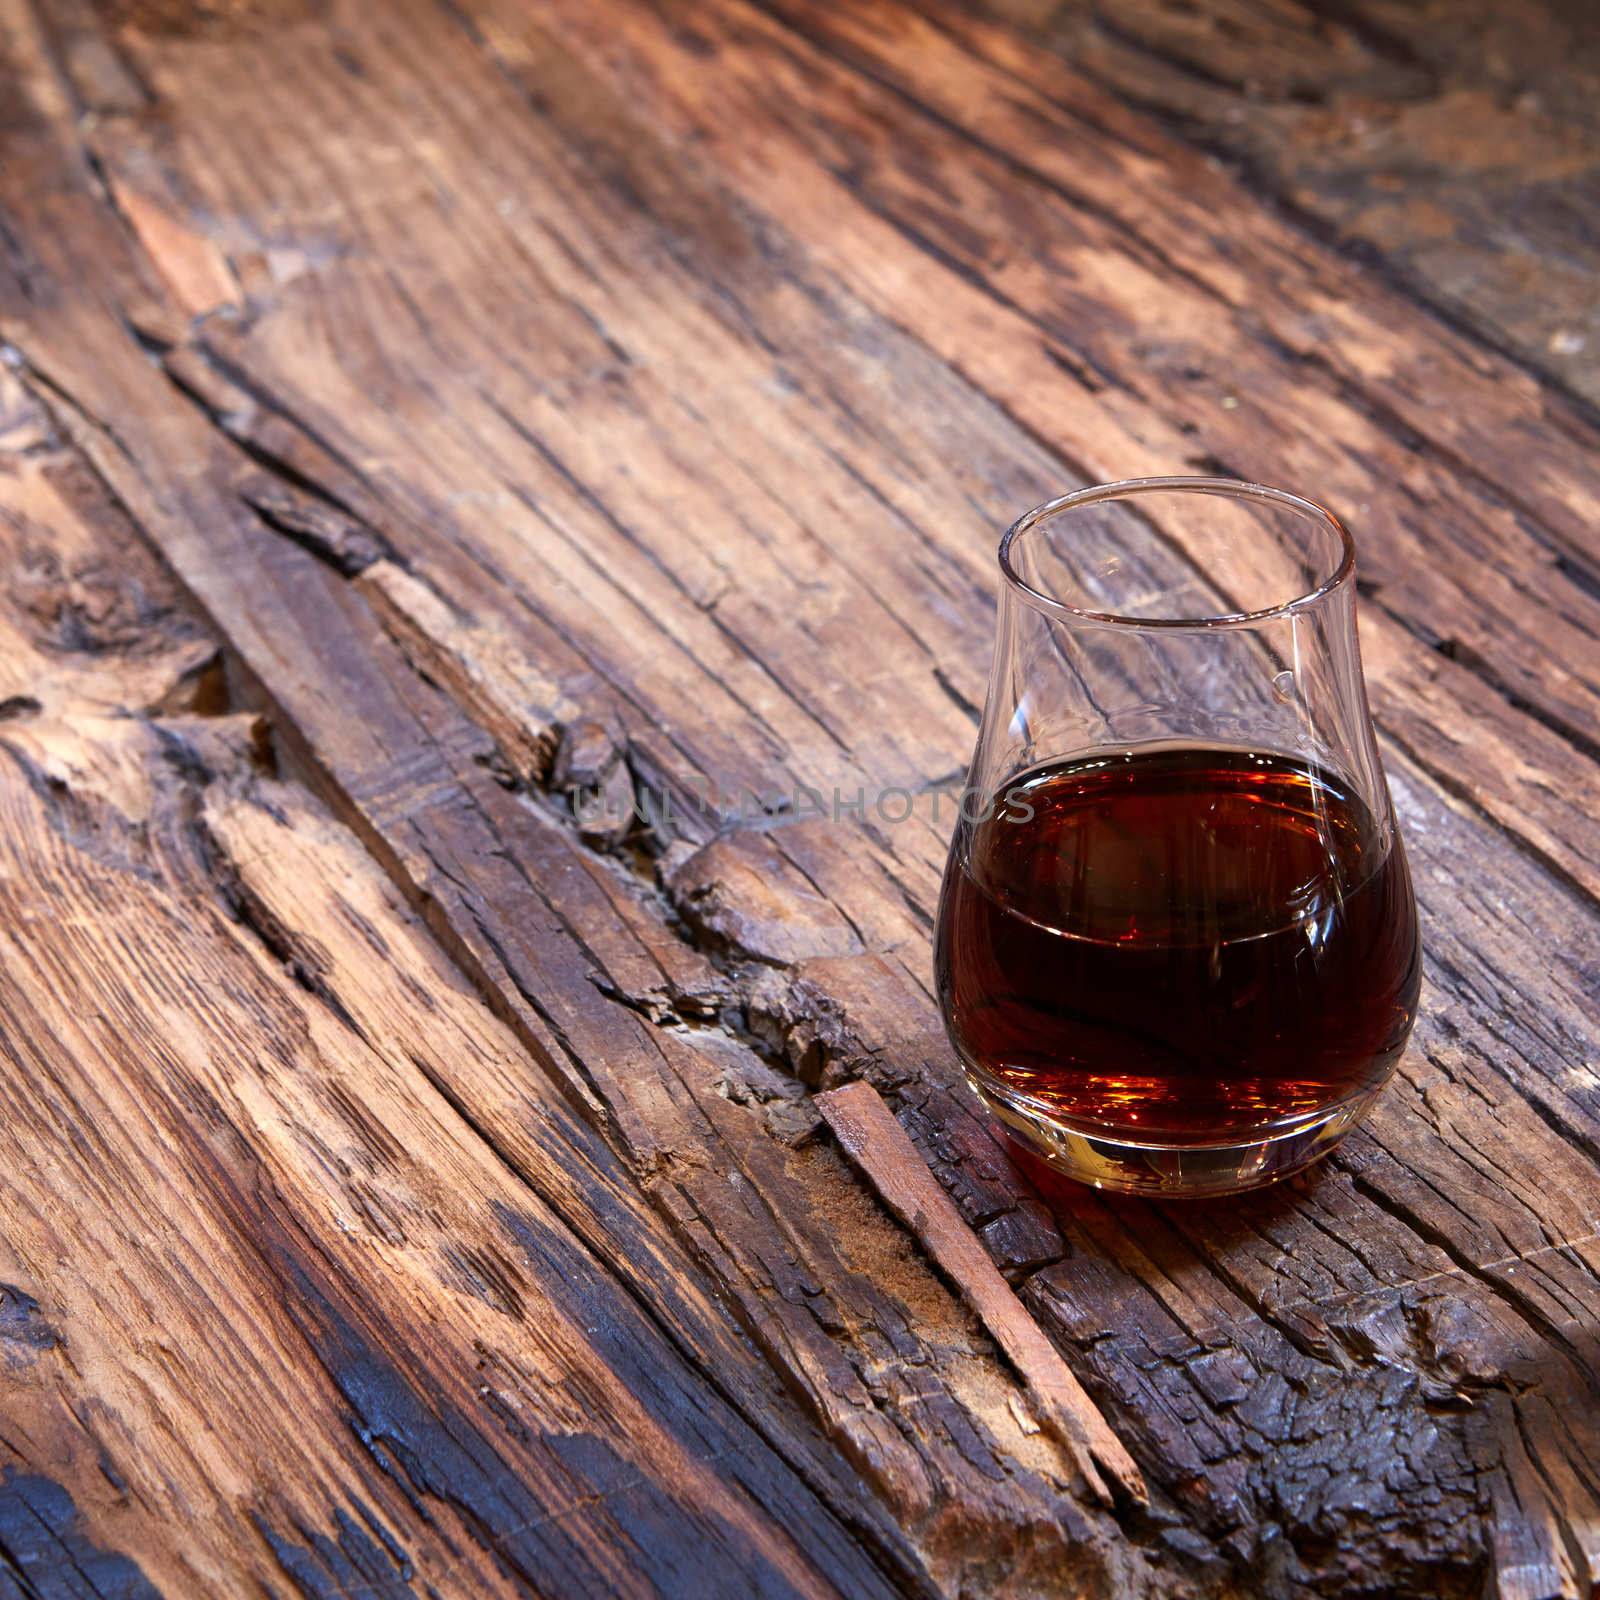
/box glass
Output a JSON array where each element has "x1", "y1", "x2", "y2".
[{"x1": 934, "y1": 478, "x2": 1421, "y2": 1196}]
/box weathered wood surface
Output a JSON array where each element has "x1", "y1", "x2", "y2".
[
  {"x1": 972, "y1": 0, "x2": 1600, "y2": 410},
  {"x1": 0, "y1": 0, "x2": 1597, "y2": 1596},
  {"x1": 817, "y1": 1081, "x2": 1146, "y2": 1510}
]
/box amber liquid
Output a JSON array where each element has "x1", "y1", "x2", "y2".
[{"x1": 934, "y1": 746, "x2": 1420, "y2": 1144}]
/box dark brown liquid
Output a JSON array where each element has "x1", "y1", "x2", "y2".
[{"x1": 934, "y1": 746, "x2": 1420, "y2": 1143}]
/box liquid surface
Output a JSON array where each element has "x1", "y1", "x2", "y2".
[{"x1": 934, "y1": 746, "x2": 1420, "y2": 1143}]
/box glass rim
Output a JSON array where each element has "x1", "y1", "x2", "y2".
[{"x1": 998, "y1": 476, "x2": 1356, "y2": 630}]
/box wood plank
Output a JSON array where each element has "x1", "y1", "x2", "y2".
[
  {"x1": 2, "y1": 0, "x2": 1599, "y2": 1593},
  {"x1": 816, "y1": 1081, "x2": 1145, "y2": 1508},
  {"x1": 516, "y1": 0, "x2": 1600, "y2": 786},
  {"x1": 961, "y1": 0, "x2": 1600, "y2": 410},
  {"x1": 0, "y1": 17, "x2": 1158, "y2": 1595},
  {"x1": 0, "y1": 372, "x2": 907, "y2": 1598}
]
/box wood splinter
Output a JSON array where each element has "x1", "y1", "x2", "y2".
[{"x1": 815, "y1": 1080, "x2": 1147, "y2": 1511}]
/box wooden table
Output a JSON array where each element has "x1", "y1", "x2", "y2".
[{"x1": 1, "y1": 1, "x2": 1596, "y2": 1595}]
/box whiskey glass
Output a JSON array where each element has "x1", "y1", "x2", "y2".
[{"x1": 933, "y1": 478, "x2": 1420, "y2": 1196}]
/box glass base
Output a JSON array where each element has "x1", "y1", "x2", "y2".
[{"x1": 966, "y1": 1071, "x2": 1378, "y2": 1197}]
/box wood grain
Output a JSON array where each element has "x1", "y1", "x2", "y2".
[
  {"x1": 817, "y1": 1080, "x2": 1145, "y2": 1509},
  {"x1": 0, "y1": 368, "x2": 907, "y2": 1600},
  {"x1": 0, "y1": 0, "x2": 1597, "y2": 1594},
  {"x1": 967, "y1": 0, "x2": 1600, "y2": 410}
]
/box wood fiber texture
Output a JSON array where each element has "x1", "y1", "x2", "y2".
[{"x1": 0, "y1": 0, "x2": 1597, "y2": 1595}]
